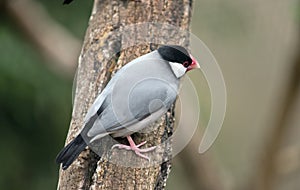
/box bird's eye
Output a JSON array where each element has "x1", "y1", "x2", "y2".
[{"x1": 183, "y1": 61, "x2": 190, "y2": 68}]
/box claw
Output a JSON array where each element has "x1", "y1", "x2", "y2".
[{"x1": 112, "y1": 136, "x2": 156, "y2": 161}]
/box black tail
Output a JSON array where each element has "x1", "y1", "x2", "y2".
[{"x1": 56, "y1": 135, "x2": 86, "y2": 170}]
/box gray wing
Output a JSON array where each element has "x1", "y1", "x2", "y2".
[
  {"x1": 86, "y1": 78, "x2": 178, "y2": 140},
  {"x1": 83, "y1": 51, "x2": 158, "y2": 125},
  {"x1": 82, "y1": 85, "x2": 110, "y2": 125}
]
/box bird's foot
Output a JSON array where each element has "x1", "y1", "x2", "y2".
[{"x1": 112, "y1": 136, "x2": 156, "y2": 161}]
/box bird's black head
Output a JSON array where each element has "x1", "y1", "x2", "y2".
[{"x1": 157, "y1": 45, "x2": 193, "y2": 68}]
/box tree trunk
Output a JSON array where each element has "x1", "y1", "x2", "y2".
[{"x1": 57, "y1": 0, "x2": 192, "y2": 189}]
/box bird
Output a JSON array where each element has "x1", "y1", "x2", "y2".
[{"x1": 56, "y1": 45, "x2": 199, "y2": 170}]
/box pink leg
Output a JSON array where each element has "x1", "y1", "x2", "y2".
[{"x1": 112, "y1": 136, "x2": 156, "y2": 161}]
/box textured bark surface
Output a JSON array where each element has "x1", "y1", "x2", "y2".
[{"x1": 57, "y1": 0, "x2": 192, "y2": 189}]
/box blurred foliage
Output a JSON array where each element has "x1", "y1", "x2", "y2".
[{"x1": 0, "y1": 1, "x2": 92, "y2": 189}]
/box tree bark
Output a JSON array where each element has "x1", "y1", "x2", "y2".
[{"x1": 57, "y1": 0, "x2": 192, "y2": 189}]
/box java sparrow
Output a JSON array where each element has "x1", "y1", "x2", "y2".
[{"x1": 56, "y1": 45, "x2": 199, "y2": 170}]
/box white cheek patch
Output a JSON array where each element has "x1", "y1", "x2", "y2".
[{"x1": 169, "y1": 62, "x2": 187, "y2": 78}]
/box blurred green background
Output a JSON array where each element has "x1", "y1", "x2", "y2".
[
  {"x1": 1, "y1": 0, "x2": 299, "y2": 190},
  {"x1": 0, "y1": 1, "x2": 93, "y2": 189}
]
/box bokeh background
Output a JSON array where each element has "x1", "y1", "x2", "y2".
[{"x1": 0, "y1": 0, "x2": 299, "y2": 190}]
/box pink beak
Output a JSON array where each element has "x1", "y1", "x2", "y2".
[{"x1": 187, "y1": 54, "x2": 200, "y2": 72}]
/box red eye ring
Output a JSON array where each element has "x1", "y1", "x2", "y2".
[{"x1": 183, "y1": 61, "x2": 189, "y2": 68}]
